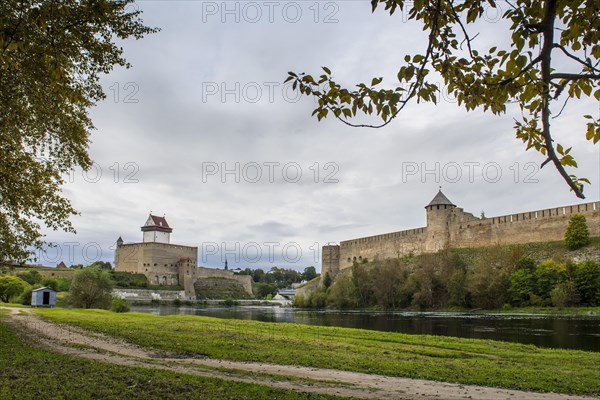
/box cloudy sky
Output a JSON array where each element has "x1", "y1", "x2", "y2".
[{"x1": 38, "y1": 0, "x2": 600, "y2": 270}]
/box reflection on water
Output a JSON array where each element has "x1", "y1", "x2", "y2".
[{"x1": 130, "y1": 305, "x2": 600, "y2": 352}]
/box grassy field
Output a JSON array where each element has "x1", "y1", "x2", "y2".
[
  {"x1": 35, "y1": 308, "x2": 600, "y2": 395},
  {"x1": 0, "y1": 310, "x2": 345, "y2": 400}
]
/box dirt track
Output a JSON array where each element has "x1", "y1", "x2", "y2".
[{"x1": 3, "y1": 307, "x2": 597, "y2": 400}]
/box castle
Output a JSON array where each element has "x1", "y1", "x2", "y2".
[
  {"x1": 114, "y1": 215, "x2": 252, "y2": 299},
  {"x1": 321, "y1": 190, "x2": 600, "y2": 278}
]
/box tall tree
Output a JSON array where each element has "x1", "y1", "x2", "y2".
[
  {"x1": 0, "y1": 0, "x2": 157, "y2": 263},
  {"x1": 68, "y1": 267, "x2": 113, "y2": 309},
  {"x1": 288, "y1": 0, "x2": 599, "y2": 198}
]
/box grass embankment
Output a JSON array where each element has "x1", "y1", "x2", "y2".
[
  {"x1": 36, "y1": 308, "x2": 600, "y2": 395},
  {"x1": 0, "y1": 310, "x2": 344, "y2": 400}
]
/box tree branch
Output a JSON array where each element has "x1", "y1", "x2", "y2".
[
  {"x1": 539, "y1": 0, "x2": 585, "y2": 198},
  {"x1": 549, "y1": 72, "x2": 600, "y2": 80},
  {"x1": 553, "y1": 44, "x2": 600, "y2": 73}
]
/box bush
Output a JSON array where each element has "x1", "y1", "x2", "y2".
[
  {"x1": 564, "y1": 214, "x2": 591, "y2": 250},
  {"x1": 111, "y1": 297, "x2": 130, "y2": 313}
]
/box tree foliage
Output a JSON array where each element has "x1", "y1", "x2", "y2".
[
  {"x1": 68, "y1": 267, "x2": 113, "y2": 309},
  {"x1": 0, "y1": 0, "x2": 157, "y2": 263},
  {"x1": 297, "y1": 254, "x2": 600, "y2": 310},
  {"x1": 564, "y1": 213, "x2": 591, "y2": 250},
  {"x1": 0, "y1": 274, "x2": 29, "y2": 302},
  {"x1": 287, "y1": 0, "x2": 599, "y2": 198}
]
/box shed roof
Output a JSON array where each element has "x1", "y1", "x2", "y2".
[
  {"x1": 32, "y1": 287, "x2": 56, "y2": 292},
  {"x1": 426, "y1": 190, "x2": 455, "y2": 207}
]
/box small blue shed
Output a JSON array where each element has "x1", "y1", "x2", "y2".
[{"x1": 31, "y1": 287, "x2": 57, "y2": 308}]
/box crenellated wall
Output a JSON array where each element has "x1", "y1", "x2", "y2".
[{"x1": 325, "y1": 200, "x2": 600, "y2": 274}]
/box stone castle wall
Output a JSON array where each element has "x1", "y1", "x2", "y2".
[
  {"x1": 323, "y1": 200, "x2": 599, "y2": 277},
  {"x1": 196, "y1": 267, "x2": 253, "y2": 295},
  {"x1": 115, "y1": 243, "x2": 253, "y2": 299}
]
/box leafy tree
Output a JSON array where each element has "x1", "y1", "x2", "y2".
[
  {"x1": 302, "y1": 266, "x2": 318, "y2": 281},
  {"x1": 89, "y1": 261, "x2": 113, "y2": 271},
  {"x1": 254, "y1": 282, "x2": 278, "y2": 299},
  {"x1": 41, "y1": 278, "x2": 59, "y2": 292},
  {"x1": 508, "y1": 268, "x2": 535, "y2": 306},
  {"x1": 252, "y1": 268, "x2": 266, "y2": 283},
  {"x1": 534, "y1": 260, "x2": 567, "y2": 303},
  {"x1": 0, "y1": 275, "x2": 29, "y2": 302},
  {"x1": 16, "y1": 270, "x2": 43, "y2": 285},
  {"x1": 573, "y1": 261, "x2": 600, "y2": 305},
  {"x1": 326, "y1": 274, "x2": 359, "y2": 309},
  {"x1": 550, "y1": 281, "x2": 580, "y2": 307},
  {"x1": 507, "y1": 257, "x2": 537, "y2": 306},
  {"x1": 0, "y1": 0, "x2": 157, "y2": 263},
  {"x1": 564, "y1": 214, "x2": 591, "y2": 250},
  {"x1": 288, "y1": 0, "x2": 599, "y2": 198},
  {"x1": 68, "y1": 268, "x2": 113, "y2": 309}
]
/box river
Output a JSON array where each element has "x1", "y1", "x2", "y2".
[{"x1": 130, "y1": 305, "x2": 600, "y2": 352}]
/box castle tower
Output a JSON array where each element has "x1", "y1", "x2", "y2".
[
  {"x1": 141, "y1": 214, "x2": 173, "y2": 243},
  {"x1": 321, "y1": 244, "x2": 340, "y2": 281},
  {"x1": 424, "y1": 189, "x2": 456, "y2": 252}
]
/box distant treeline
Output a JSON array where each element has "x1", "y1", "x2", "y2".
[
  {"x1": 295, "y1": 246, "x2": 600, "y2": 310},
  {"x1": 236, "y1": 266, "x2": 318, "y2": 298}
]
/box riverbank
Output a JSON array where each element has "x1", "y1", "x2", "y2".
[{"x1": 31, "y1": 307, "x2": 600, "y2": 396}]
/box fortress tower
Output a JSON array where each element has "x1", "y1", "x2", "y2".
[
  {"x1": 142, "y1": 214, "x2": 172, "y2": 243},
  {"x1": 424, "y1": 190, "x2": 456, "y2": 252}
]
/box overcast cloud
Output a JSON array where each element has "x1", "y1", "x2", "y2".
[{"x1": 37, "y1": 0, "x2": 600, "y2": 270}]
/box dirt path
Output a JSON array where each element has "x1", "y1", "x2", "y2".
[{"x1": 2, "y1": 307, "x2": 597, "y2": 400}]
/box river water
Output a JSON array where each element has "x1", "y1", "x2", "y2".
[{"x1": 130, "y1": 305, "x2": 600, "y2": 352}]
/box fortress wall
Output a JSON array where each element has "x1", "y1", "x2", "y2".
[
  {"x1": 196, "y1": 267, "x2": 253, "y2": 295},
  {"x1": 454, "y1": 201, "x2": 600, "y2": 248},
  {"x1": 339, "y1": 227, "x2": 427, "y2": 270},
  {"x1": 115, "y1": 242, "x2": 198, "y2": 286}
]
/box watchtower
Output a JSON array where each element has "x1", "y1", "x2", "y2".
[
  {"x1": 141, "y1": 214, "x2": 172, "y2": 243},
  {"x1": 424, "y1": 189, "x2": 456, "y2": 252}
]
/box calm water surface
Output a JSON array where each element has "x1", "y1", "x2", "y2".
[{"x1": 130, "y1": 305, "x2": 600, "y2": 352}]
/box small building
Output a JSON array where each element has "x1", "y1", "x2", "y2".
[{"x1": 31, "y1": 287, "x2": 57, "y2": 308}]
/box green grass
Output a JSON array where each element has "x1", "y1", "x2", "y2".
[
  {"x1": 35, "y1": 308, "x2": 600, "y2": 395},
  {"x1": 0, "y1": 310, "x2": 345, "y2": 400}
]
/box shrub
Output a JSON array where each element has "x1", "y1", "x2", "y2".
[
  {"x1": 111, "y1": 297, "x2": 130, "y2": 313},
  {"x1": 564, "y1": 214, "x2": 591, "y2": 250}
]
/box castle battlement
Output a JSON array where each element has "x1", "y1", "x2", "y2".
[{"x1": 322, "y1": 192, "x2": 599, "y2": 278}]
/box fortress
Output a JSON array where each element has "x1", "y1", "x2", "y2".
[
  {"x1": 321, "y1": 190, "x2": 600, "y2": 278},
  {"x1": 114, "y1": 215, "x2": 252, "y2": 299}
]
